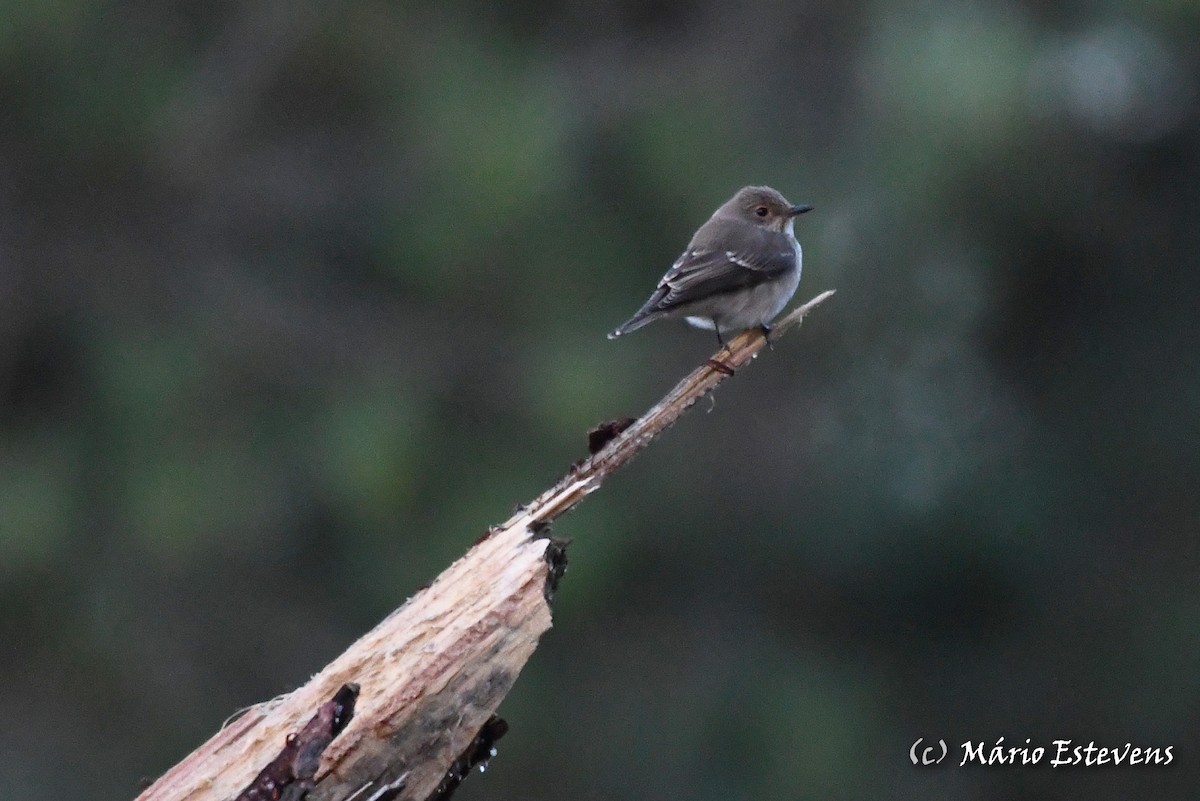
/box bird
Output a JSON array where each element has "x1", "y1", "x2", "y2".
[{"x1": 608, "y1": 185, "x2": 812, "y2": 345}]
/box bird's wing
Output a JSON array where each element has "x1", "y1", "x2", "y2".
[
  {"x1": 653, "y1": 228, "x2": 795, "y2": 311},
  {"x1": 607, "y1": 223, "x2": 796, "y2": 338}
]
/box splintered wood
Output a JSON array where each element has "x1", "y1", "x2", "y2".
[{"x1": 138, "y1": 522, "x2": 555, "y2": 801}]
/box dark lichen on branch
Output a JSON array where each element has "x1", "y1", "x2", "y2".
[{"x1": 234, "y1": 683, "x2": 359, "y2": 801}]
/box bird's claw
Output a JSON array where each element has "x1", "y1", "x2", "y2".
[
  {"x1": 760, "y1": 324, "x2": 775, "y2": 350},
  {"x1": 706, "y1": 358, "x2": 735, "y2": 376}
]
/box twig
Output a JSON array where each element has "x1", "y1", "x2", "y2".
[
  {"x1": 507, "y1": 289, "x2": 837, "y2": 531},
  {"x1": 133, "y1": 291, "x2": 834, "y2": 801}
]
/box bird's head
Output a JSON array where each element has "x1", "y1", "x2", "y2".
[{"x1": 720, "y1": 185, "x2": 812, "y2": 233}]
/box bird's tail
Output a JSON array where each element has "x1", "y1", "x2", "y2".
[
  {"x1": 607, "y1": 311, "x2": 661, "y2": 339},
  {"x1": 608, "y1": 287, "x2": 669, "y2": 339}
]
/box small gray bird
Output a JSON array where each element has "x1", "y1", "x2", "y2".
[{"x1": 608, "y1": 185, "x2": 812, "y2": 345}]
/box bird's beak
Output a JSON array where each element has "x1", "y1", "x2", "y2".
[{"x1": 788, "y1": 204, "x2": 814, "y2": 216}]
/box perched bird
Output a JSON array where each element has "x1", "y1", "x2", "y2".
[{"x1": 608, "y1": 185, "x2": 812, "y2": 345}]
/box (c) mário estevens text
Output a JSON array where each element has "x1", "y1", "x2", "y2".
[{"x1": 958, "y1": 737, "x2": 1173, "y2": 767}]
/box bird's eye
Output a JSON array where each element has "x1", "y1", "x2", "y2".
[{"x1": 755, "y1": 206, "x2": 769, "y2": 217}]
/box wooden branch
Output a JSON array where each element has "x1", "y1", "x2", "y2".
[{"x1": 134, "y1": 290, "x2": 835, "y2": 801}]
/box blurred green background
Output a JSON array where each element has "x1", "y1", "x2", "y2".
[{"x1": 2, "y1": 1, "x2": 1198, "y2": 799}]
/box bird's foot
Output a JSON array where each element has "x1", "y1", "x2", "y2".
[
  {"x1": 706, "y1": 358, "x2": 735, "y2": 376},
  {"x1": 759, "y1": 323, "x2": 775, "y2": 351}
]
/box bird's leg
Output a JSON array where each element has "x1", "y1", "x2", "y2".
[
  {"x1": 714, "y1": 321, "x2": 735, "y2": 355},
  {"x1": 707, "y1": 320, "x2": 736, "y2": 375}
]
